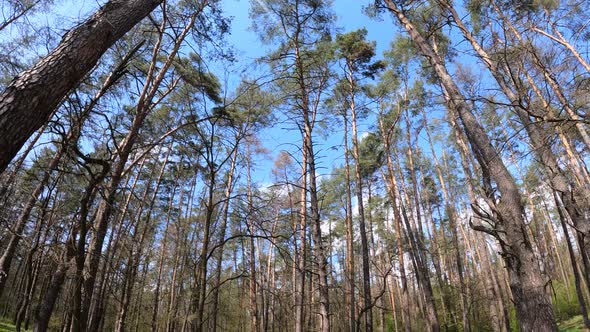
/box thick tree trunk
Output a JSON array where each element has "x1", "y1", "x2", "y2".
[
  {"x1": 34, "y1": 260, "x2": 70, "y2": 332},
  {"x1": 0, "y1": 0, "x2": 163, "y2": 172},
  {"x1": 451, "y1": 114, "x2": 508, "y2": 331},
  {"x1": 0, "y1": 117, "x2": 50, "y2": 202},
  {"x1": 0, "y1": 49, "x2": 128, "y2": 297},
  {"x1": 446, "y1": 0, "x2": 590, "y2": 213},
  {"x1": 442, "y1": 0, "x2": 590, "y2": 292},
  {"x1": 383, "y1": 2, "x2": 557, "y2": 330}
]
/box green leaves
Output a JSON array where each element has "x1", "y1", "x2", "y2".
[
  {"x1": 335, "y1": 28, "x2": 384, "y2": 78},
  {"x1": 172, "y1": 53, "x2": 222, "y2": 104},
  {"x1": 357, "y1": 131, "x2": 385, "y2": 179},
  {"x1": 222, "y1": 80, "x2": 275, "y2": 131}
]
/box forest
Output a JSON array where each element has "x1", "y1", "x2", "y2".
[{"x1": 0, "y1": 0, "x2": 589, "y2": 331}]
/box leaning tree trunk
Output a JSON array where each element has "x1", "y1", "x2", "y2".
[
  {"x1": 82, "y1": 10, "x2": 198, "y2": 327},
  {"x1": 441, "y1": 0, "x2": 590, "y2": 294},
  {"x1": 378, "y1": 109, "x2": 411, "y2": 332},
  {"x1": 0, "y1": 0, "x2": 163, "y2": 172},
  {"x1": 421, "y1": 107, "x2": 470, "y2": 332},
  {"x1": 401, "y1": 109, "x2": 440, "y2": 332},
  {"x1": 0, "y1": 45, "x2": 132, "y2": 298},
  {"x1": 383, "y1": 1, "x2": 557, "y2": 331}
]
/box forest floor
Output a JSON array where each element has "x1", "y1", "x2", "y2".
[
  {"x1": 0, "y1": 321, "x2": 30, "y2": 332},
  {"x1": 559, "y1": 315, "x2": 590, "y2": 331},
  {"x1": 0, "y1": 316, "x2": 586, "y2": 331}
]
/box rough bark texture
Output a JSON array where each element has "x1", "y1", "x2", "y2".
[
  {"x1": 383, "y1": 1, "x2": 557, "y2": 331},
  {"x1": 0, "y1": 0, "x2": 162, "y2": 172},
  {"x1": 443, "y1": 0, "x2": 590, "y2": 301}
]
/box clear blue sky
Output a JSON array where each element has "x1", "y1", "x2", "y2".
[{"x1": 221, "y1": 0, "x2": 395, "y2": 60}]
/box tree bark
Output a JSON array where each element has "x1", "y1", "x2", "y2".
[
  {"x1": 378, "y1": 110, "x2": 411, "y2": 332},
  {"x1": 342, "y1": 108, "x2": 356, "y2": 332},
  {"x1": 382, "y1": 2, "x2": 557, "y2": 330},
  {"x1": 441, "y1": 0, "x2": 590, "y2": 292},
  {"x1": 421, "y1": 107, "x2": 470, "y2": 332},
  {"x1": 0, "y1": 0, "x2": 163, "y2": 172},
  {"x1": 346, "y1": 59, "x2": 373, "y2": 332},
  {"x1": 211, "y1": 144, "x2": 239, "y2": 332},
  {"x1": 295, "y1": 139, "x2": 308, "y2": 332},
  {"x1": 554, "y1": 192, "x2": 590, "y2": 328}
]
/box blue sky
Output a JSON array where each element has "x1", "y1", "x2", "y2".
[
  {"x1": 6, "y1": 0, "x2": 456, "y2": 187},
  {"x1": 220, "y1": 0, "x2": 401, "y2": 184},
  {"x1": 221, "y1": 0, "x2": 396, "y2": 59}
]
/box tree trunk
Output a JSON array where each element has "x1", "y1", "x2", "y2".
[
  {"x1": 342, "y1": 109, "x2": 356, "y2": 332},
  {"x1": 0, "y1": 0, "x2": 163, "y2": 172},
  {"x1": 421, "y1": 107, "x2": 470, "y2": 332},
  {"x1": 295, "y1": 141, "x2": 307, "y2": 332},
  {"x1": 211, "y1": 145, "x2": 239, "y2": 332},
  {"x1": 442, "y1": 0, "x2": 590, "y2": 292},
  {"x1": 306, "y1": 130, "x2": 331, "y2": 332},
  {"x1": 554, "y1": 192, "x2": 590, "y2": 328},
  {"x1": 383, "y1": 2, "x2": 557, "y2": 330},
  {"x1": 246, "y1": 146, "x2": 260, "y2": 332},
  {"x1": 347, "y1": 59, "x2": 373, "y2": 332},
  {"x1": 401, "y1": 109, "x2": 440, "y2": 332},
  {"x1": 378, "y1": 108, "x2": 411, "y2": 332},
  {"x1": 82, "y1": 11, "x2": 197, "y2": 326}
]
